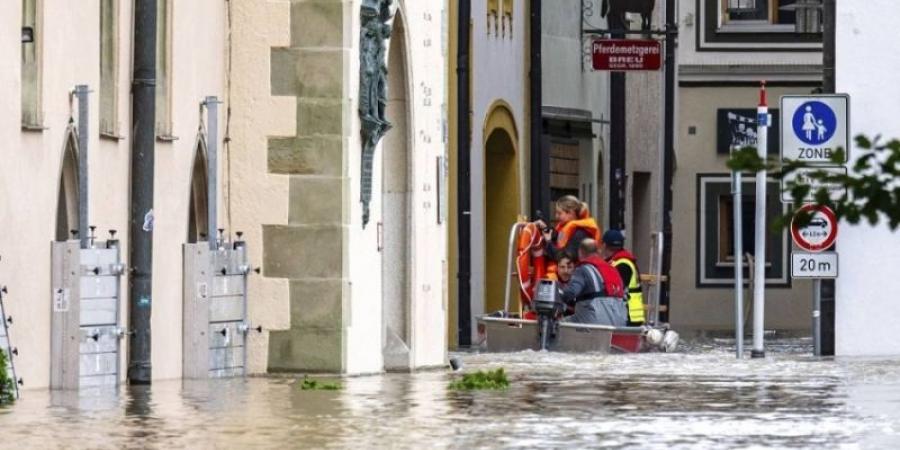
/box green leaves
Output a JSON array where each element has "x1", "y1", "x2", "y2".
[
  {"x1": 725, "y1": 134, "x2": 900, "y2": 231},
  {"x1": 0, "y1": 350, "x2": 14, "y2": 404},
  {"x1": 298, "y1": 375, "x2": 342, "y2": 391},
  {"x1": 448, "y1": 368, "x2": 510, "y2": 390}
]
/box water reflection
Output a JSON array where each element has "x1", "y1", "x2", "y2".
[{"x1": 2, "y1": 341, "x2": 900, "y2": 448}]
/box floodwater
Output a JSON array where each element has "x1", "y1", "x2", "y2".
[{"x1": 2, "y1": 339, "x2": 900, "y2": 449}]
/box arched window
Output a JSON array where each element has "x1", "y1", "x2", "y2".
[
  {"x1": 56, "y1": 127, "x2": 80, "y2": 241},
  {"x1": 187, "y1": 138, "x2": 209, "y2": 243}
]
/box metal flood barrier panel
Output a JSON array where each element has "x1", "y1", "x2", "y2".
[
  {"x1": 183, "y1": 239, "x2": 258, "y2": 379},
  {"x1": 1, "y1": 285, "x2": 21, "y2": 398},
  {"x1": 51, "y1": 240, "x2": 126, "y2": 389}
]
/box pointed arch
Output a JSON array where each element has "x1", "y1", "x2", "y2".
[
  {"x1": 55, "y1": 126, "x2": 80, "y2": 241},
  {"x1": 382, "y1": 8, "x2": 414, "y2": 371},
  {"x1": 187, "y1": 134, "x2": 209, "y2": 243}
]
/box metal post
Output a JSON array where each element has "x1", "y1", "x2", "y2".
[
  {"x1": 456, "y1": 0, "x2": 472, "y2": 347},
  {"x1": 751, "y1": 82, "x2": 768, "y2": 359},
  {"x1": 813, "y1": 279, "x2": 822, "y2": 356},
  {"x1": 529, "y1": 0, "x2": 547, "y2": 218},
  {"x1": 204, "y1": 97, "x2": 219, "y2": 251},
  {"x1": 820, "y1": 0, "x2": 836, "y2": 357},
  {"x1": 733, "y1": 172, "x2": 744, "y2": 358},
  {"x1": 75, "y1": 85, "x2": 90, "y2": 249},
  {"x1": 660, "y1": 0, "x2": 677, "y2": 324},
  {"x1": 128, "y1": 0, "x2": 157, "y2": 384}
]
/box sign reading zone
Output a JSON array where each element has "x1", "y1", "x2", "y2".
[{"x1": 781, "y1": 95, "x2": 850, "y2": 164}]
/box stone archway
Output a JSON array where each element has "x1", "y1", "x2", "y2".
[
  {"x1": 483, "y1": 104, "x2": 520, "y2": 314},
  {"x1": 382, "y1": 11, "x2": 413, "y2": 371},
  {"x1": 55, "y1": 129, "x2": 80, "y2": 242},
  {"x1": 187, "y1": 138, "x2": 209, "y2": 244}
]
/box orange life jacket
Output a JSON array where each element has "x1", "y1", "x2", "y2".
[{"x1": 547, "y1": 212, "x2": 600, "y2": 278}]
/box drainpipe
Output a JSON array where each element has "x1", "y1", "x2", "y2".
[
  {"x1": 529, "y1": 0, "x2": 547, "y2": 218},
  {"x1": 660, "y1": 0, "x2": 676, "y2": 323},
  {"x1": 819, "y1": 0, "x2": 835, "y2": 355},
  {"x1": 128, "y1": 0, "x2": 156, "y2": 384},
  {"x1": 456, "y1": 0, "x2": 472, "y2": 346}
]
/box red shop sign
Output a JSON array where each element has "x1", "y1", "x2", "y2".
[{"x1": 592, "y1": 39, "x2": 662, "y2": 71}]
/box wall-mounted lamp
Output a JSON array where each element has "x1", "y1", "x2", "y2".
[{"x1": 21, "y1": 27, "x2": 34, "y2": 43}]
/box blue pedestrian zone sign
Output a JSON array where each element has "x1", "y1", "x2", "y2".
[
  {"x1": 792, "y1": 101, "x2": 836, "y2": 145},
  {"x1": 780, "y1": 95, "x2": 850, "y2": 163}
]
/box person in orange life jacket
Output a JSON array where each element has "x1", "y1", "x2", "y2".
[
  {"x1": 558, "y1": 239, "x2": 627, "y2": 326},
  {"x1": 556, "y1": 252, "x2": 577, "y2": 316},
  {"x1": 601, "y1": 229, "x2": 646, "y2": 326},
  {"x1": 534, "y1": 195, "x2": 601, "y2": 267}
]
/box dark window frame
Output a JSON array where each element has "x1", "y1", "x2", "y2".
[
  {"x1": 697, "y1": 0, "x2": 821, "y2": 52},
  {"x1": 695, "y1": 173, "x2": 791, "y2": 288}
]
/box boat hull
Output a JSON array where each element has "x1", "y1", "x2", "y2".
[{"x1": 477, "y1": 317, "x2": 647, "y2": 353}]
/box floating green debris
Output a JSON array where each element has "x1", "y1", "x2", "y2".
[
  {"x1": 448, "y1": 368, "x2": 510, "y2": 391},
  {"x1": 299, "y1": 376, "x2": 342, "y2": 391},
  {"x1": 0, "y1": 350, "x2": 14, "y2": 404}
]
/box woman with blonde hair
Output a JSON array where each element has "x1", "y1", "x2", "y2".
[{"x1": 535, "y1": 195, "x2": 601, "y2": 264}]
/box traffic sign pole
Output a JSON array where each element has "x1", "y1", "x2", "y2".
[
  {"x1": 732, "y1": 170, "x2": 744, "y2": 359},
  {"x1": 813, "y1": 279, "x2": 822, "y2": 356},
  {"x1": 752, "y1": 82, "x2": 768, "y2": 359}
]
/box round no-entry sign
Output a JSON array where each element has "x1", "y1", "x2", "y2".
[{"x1": 791, "y1": 204, "x2": 838, "y2": 252}]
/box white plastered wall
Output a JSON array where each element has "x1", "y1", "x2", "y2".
[
  {"x1": 345, "y1": 0, "x2": 449, "y2": 373},
  {"x1": 834, "y1": 0, "x2": 900, "y2": 356},
  {"x1": 467, "y1": 0, "x2": 528, "y2": 343},
  {"x1": 0, "y1": 0, "x2": 228, "y2": 387}
]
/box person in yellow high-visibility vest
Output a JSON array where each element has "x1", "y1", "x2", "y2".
[{"x1": 600, "y1": 229, "x2": 645, "y2": 326}]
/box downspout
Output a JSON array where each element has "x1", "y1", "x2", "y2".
[
  {"x1": 529, "y1": 0, "x2": 546, "y2": 218},
  {"x1": 820, "y1": 0, "x2": 836, "y2": 355},
  {"x1": 128, "y1": 0, "x2": 157, "y2": 384},
  {"x1": 660, "y1": 0, "x2": 676, "y2": 323},
  {"x1": 456, "y1": 0, "x2": 472, "y2": 346}
]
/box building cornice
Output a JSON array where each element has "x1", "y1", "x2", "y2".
[{"x1": 679, "y1": 64, "x2": 823, "y2": 84}]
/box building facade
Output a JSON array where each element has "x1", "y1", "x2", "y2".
[
  {"x1": 834, "y1": 0, "x2": 900, "y2": 356},
  {"x1": 237, "y1": 0, "x2": 449, "y2": 374},
  {"x1": 2, "y1": 0, "x2": 448, "y2": 388},
  {"x1": 672, "y1": 0, "x2": 822, "y2": 332}
]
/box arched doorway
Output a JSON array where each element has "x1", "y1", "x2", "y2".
[
  {"x1": 483, "y1": 106, "x2": 520, "y2": 314},
  {"x1": 187, "y1": 138, "x2": 209, "y2": 243},
  {"x1": 382, "y1": 11, "x2": 412, "y2": 370},
  {"x1": 55, "y1": 128, "x2": 80, "y2": 241}
]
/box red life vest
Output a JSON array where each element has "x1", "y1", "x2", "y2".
[{"x1": 579, "y1": 254, "x2": 625, "y2": 299}]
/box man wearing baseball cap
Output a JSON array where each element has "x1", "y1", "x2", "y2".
[{"x1": 601, "y1": 229, "x2": 646, "y2": 326}]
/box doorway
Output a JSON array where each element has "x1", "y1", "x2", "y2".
[
  {"x1": 382, "y1": 12, "x2": 412, "y2": 371},
  {"x1": 55, "y1": 129, "x2": 80, "y2": 242}
]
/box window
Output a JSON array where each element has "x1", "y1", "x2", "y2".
[
  {"x1": 502, "y1": 0, "x2": 513, "y2": 38},
  {"x1": 697, "y1": 174, "x2": 789, "y2": 287},
  {"x1": 21, "y1": 0, "x2": 42, "y2": 129},
  {"x1": 487, "y1": 0, "x2": 499, "y2": 36},
  {"x1": 156, "y1": 0, "x2": 173, "y2": 139},
  {"x1": 699, "y1": 0, "x2": 821, "y2": 50},
  {"x1": 100, "y1": 0, "x2": 119, "y2": 136},
  {"x1": 187, "y1": 139, "x2": 209, "y2": 243},
  {"x1": 723, "y1": 0, "x2": 798, "y2": 25},
  {"x1": 56, "y1": 129, "x2": 80, "y2": 241}
]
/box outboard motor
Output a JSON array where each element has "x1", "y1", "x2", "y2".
[{"x1": 534, "y1": 279, "x2": 562, "y2": 350}]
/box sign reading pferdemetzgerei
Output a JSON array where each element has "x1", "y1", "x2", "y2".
[
  {"x1": 781, "y1": 95, "x2": 850, "y2": 164},
  {"x1": 792, "y1": 252, "x2": 838, "y2": 278},
  {"x1": 592, "y1": 39, "x2": 661, "y2": 71}
]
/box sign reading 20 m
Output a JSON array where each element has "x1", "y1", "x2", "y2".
[{"x1": 780, "y1": 95, "x2": 850, "y2": 164}]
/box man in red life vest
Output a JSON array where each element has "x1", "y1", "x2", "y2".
[
  {"x1": 558, "y1": 239, "x2": 627, "y2": 326},
  {"x1": 601, "y1": 229, "x2": 646, "y2": 326}
]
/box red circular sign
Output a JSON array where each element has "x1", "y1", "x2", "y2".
[{"x1": 791, "y1": 204, "x2": 838, "y2": 252}]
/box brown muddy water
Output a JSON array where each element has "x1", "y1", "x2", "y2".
[{"x1": 2, "y1": 339, "x2": 899, "y2": 449}]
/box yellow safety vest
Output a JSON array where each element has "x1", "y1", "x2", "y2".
[{"x1": 612, "y1": 257, "x2": 645, "y2": 324}]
